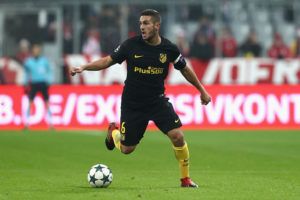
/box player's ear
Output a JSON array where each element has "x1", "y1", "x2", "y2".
[{"x1": 155, "y1": 22, "x2": 161, "y2": 31}]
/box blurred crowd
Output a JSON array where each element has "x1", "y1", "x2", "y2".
[
  {"x1": 0, "y1": 3, "x2": 299, "y2": 86},
  {"x1": 175, "y1": 16, "x2": 300, "y2": 60},
  {"x1": 10, "y1": 5, "x2": 300, "y2": 62},
  {"x1": 77, "y1": 5, "x2": 300, "y2": 59}
]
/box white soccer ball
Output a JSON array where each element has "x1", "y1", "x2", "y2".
[{"x1": 87, "y1": 164, "x2": 113, "y2": 188}]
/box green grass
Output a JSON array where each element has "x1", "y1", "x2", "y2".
[{"x1": 0, "y1": 130, "x2": 299, "y2": 200}]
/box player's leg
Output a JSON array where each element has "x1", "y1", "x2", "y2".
[
  {"x1": 167, "y1": 128, "x2": 197, "y2": 187},
  {"x1": 153, "y1": 99, "x2": 198, "y2": 187},
  {"x1": 105, "y1": 107, "x2": 148, "y2": 154},
  {"x1": 167, "y1": 128, "x2": 188, "y2": 178},
  {"x1": 25, "y1": 100, "x2": 33, "y2": 129},
  {"x1": 41, "y1": 83, "x2": 52, "y2": 129},
  {"x1": 25, "y1": 84, "x2": 36, "y2": 129},
  {"x1": 120, "y1": 145, "x2": 136, "y2": 154},
  {"x1": 45, "y1": 100, "x2": 53, "y2": 129},
  {"x1": 106, "y1": 122, "x2": 137, "y2": 154}
]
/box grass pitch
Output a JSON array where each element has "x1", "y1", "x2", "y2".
[{"x1": 0, "y1": 129, "x2": 299, "y2": 200}]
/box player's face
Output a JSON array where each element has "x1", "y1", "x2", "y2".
[
  {"x1": 32, "y1": 45, "x2": 41, "y2": 58},
  {"x1": 139, "y1": 16, "x2": 159, "y2": 41}
]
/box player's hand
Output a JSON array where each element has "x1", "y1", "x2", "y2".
[
  {"x1": 70, "y1": 66, "x2": 84, "y2": 76},
  {"x1": 200, "y1": 92, "x2": 211, "y2": 105},
  {"x1": 24, "y1": 84, "x2": 30, "y2": 95}
]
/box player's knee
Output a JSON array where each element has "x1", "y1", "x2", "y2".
[
  {"x1": 120, "y1": 145, "x2": 135, "y2": 154},
  {"x1": 121, "y1": 149, "x2": 134, "y2": 154},
  {"x1": 174, "y1": 132, "x2": 184, "y2": 144},
  {"x1": 168, "y1": 130, "x2": 184, "y2": 146}
]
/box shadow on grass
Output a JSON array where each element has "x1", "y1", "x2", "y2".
[{"x1": 70, "y1": 184, "x2": 211, "y2": 192}]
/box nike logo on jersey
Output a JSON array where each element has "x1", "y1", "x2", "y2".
[
  {"x1": 175, "y1": 119, "x2": 179, "y2": 123},
  {"x1": 134, "y1": 55, "x2": 143, "y2": 58}
]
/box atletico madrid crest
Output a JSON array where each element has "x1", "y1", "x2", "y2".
[{"x1": 159, "y1": 53, "x2": 167, "y2": 63}]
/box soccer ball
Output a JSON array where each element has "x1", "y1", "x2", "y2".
[{"x1": 87, "y1": 164, "x2": 113, "y2": 188}]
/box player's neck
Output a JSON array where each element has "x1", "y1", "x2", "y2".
[{"x1": 144, "y1": 35, "x2": 161, "y2": 46}]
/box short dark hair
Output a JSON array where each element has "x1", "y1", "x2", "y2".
[
  {"x1": 32, "y1": 43, "x2": 41, "y2": 49},
  {"x1": 140, "y1": 9, "x2": 161, "y2": 23}
]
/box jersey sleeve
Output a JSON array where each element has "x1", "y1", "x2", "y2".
[
  {"x1": 110, "y1": 41, "x2": 129, "y2": 64},
  {"x1": 172, "y1": 46, "x2": 187, "y2": 70}
]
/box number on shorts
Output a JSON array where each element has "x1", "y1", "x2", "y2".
[{"x1": 121, "y1": 122, "x2": 126, "y2": 133}]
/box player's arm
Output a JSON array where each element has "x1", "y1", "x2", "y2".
[
  {"x1": 70, "y1": 56, "x2": 116, "y2": 76},
  {"x1": 180, "y1": 66, "x2": 211, "y2": 105},
  {"x1": 46, "y1": 58, "x2": 54, "y2": 85}
]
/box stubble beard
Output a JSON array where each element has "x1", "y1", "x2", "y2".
[{"x1": 144, "y1": 27, "x2": 156, "y2": 43}]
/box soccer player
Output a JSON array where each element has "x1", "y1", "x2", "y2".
[
  {"x1": 24, "y1": 44, "x2": 54, "y2": 129},
  {"x1": 71, "y1": 9, "x2": 211, "y2": 187}
]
